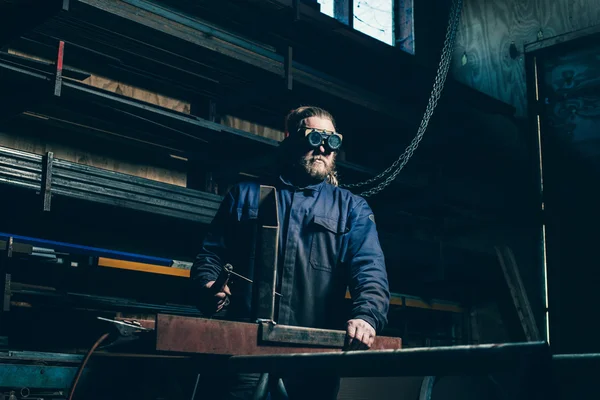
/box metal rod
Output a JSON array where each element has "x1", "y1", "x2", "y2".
[
  {"x1": 553, "y1": 353, "x2": 600, "y2": 360},
  {"x1": 229, "y1": 270, "x2": 282, "y2": 297},
  {"x1": 229, "y1": 270, "x2": 252, "y2": 283},
  {"x1": 228, "y1": 341, "x2": 550, "y2": 377},
  {"x1": 0, "y1": 351, "x2": 83, "y2": 363},
  {"x1": 190, "y1": 373, "x2": 200, "y2": 400}
]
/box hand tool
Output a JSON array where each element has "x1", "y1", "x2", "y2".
[{"x1": 212, "y1": 264, "x2": 282, "y2": 298}]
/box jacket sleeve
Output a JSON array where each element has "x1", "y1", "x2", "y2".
[
  {"x1": 190, "y1": 187, "x2": 237, "y2": 287},
  {"x1": 344, "y1": 199, "x2": 390, "y2": 333}
]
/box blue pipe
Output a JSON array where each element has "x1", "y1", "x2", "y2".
[{"x1": 0, "y1": 232, "x2": 173, "y2": 266}]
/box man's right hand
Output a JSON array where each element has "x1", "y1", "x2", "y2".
[{"x1": 198, "y1": 280, "x2": 232, "y2": 315}]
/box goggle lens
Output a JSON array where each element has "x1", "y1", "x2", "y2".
[{"x1": 304, "y1": 129, "x2": 343, "y2": 152}]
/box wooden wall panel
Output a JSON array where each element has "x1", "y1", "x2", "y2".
[
  {"x1": 8, "y1": 49, "x2": 191, "y2": 114},
  {"x1": 451, "y1": 0, "x2": 600, "y2": 117},
  {"x1": 85, "y1": 75, "x2": 191, "y2": 114},
  {"x1": 221, "y1": 115, "x2": 286, "y2": 142}
]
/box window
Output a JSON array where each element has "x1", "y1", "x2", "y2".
[
  {"x1": 318, "y1": 0, "x2": 414, "y2": 53},
  {"x1": 318, "y1": 0, "x2": 334, "y2": 17},
  {"x1": 354, "y1": 0, "x2": 394, "y2": 46}
]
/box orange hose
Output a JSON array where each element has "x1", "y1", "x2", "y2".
[{"x1": 67, "y1": 332, "x2": 111, "y2": 400}]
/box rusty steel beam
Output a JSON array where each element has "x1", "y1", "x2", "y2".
[{"x1": 155, "y1": 314, "x2": 401, "y2": 355}]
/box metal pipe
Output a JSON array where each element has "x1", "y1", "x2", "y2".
[
  {"x1": 553, "y1": 353, "x2": 600, "y2": 361},
  {"x1": 228, "y1": 341, "x2": 550, "y2": 378}
]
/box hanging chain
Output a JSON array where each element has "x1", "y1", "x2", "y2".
[{"x1": 340, "y1": 0, "x2": 464, "y2": 197}]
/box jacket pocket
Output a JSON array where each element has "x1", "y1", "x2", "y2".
[
  {"x1": 309, "y1": 215, "x2": 344, "y2": 272},
  {"x1": 235, "y1": 207, "x2": 258, "y2": 222}
]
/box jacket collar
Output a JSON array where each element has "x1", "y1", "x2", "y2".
[{"x1": 278, "y1": 174, "x2": 326, "y2": 194}]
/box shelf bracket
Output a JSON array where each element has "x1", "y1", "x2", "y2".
[
  {"x1": 41, "y1": 152, "x2": 54, "y2": 212},
  {"x1": 54, "y1": 41, "x2": 65, "y2": 97}
]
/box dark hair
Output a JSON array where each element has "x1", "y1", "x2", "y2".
[
  {"x1": 283, "y1": 106, "x2": 339, "y2": 186},
  {"x1": 284, "y1": 106, "x2": 337, "y2": 137}
]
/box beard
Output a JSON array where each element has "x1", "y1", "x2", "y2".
[{"x1": 299, "y1": 153, "x2": 336, "y2": 180}]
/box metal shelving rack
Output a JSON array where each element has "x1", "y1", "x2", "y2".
[{"x1": 0, "y1": 145, "x2": 223, "y2": 223}]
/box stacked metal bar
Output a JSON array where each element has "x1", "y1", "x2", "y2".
[{"x1": 0, "y1": 145, "x2": 223, "y2": 223}]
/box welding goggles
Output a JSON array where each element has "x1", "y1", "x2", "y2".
[{"x1": 298, "y1": 128, "x2": 343, "y2": 152}]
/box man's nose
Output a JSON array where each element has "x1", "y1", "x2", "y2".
[{"x1": 316, "y1": 145, "x2": 326, "y2": 154}]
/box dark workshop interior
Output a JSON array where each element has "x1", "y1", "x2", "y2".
[{"x1": 1, "y1": 0, "x2": 600, "y2": 398}]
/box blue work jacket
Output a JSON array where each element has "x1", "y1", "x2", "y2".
[{"x1": 191, "y1": 176, "x2": 390, "y2": 333}]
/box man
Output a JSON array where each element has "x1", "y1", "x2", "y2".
[{"x1": 191, "y1": 106, "x2": 390, "y2": 399}]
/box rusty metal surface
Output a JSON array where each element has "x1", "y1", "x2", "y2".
[
  {"x1": 156, "y1": 314, "x2": 401, "y2": 355},
  {"x1": 369, "y1": 334, "x2": 402, "y2": 350}
]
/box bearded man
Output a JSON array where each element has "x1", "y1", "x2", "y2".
[{"x1": 191, "y1": 106, "x2": 390, "y2": 400}]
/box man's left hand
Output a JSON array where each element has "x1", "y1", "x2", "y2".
[{"x1": 344, "y1": 319, "x2": 376, "y2": 350}]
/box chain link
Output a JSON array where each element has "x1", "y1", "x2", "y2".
[{"x1": 340, "y1": 0, "x2": 464, "y2": 197}]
